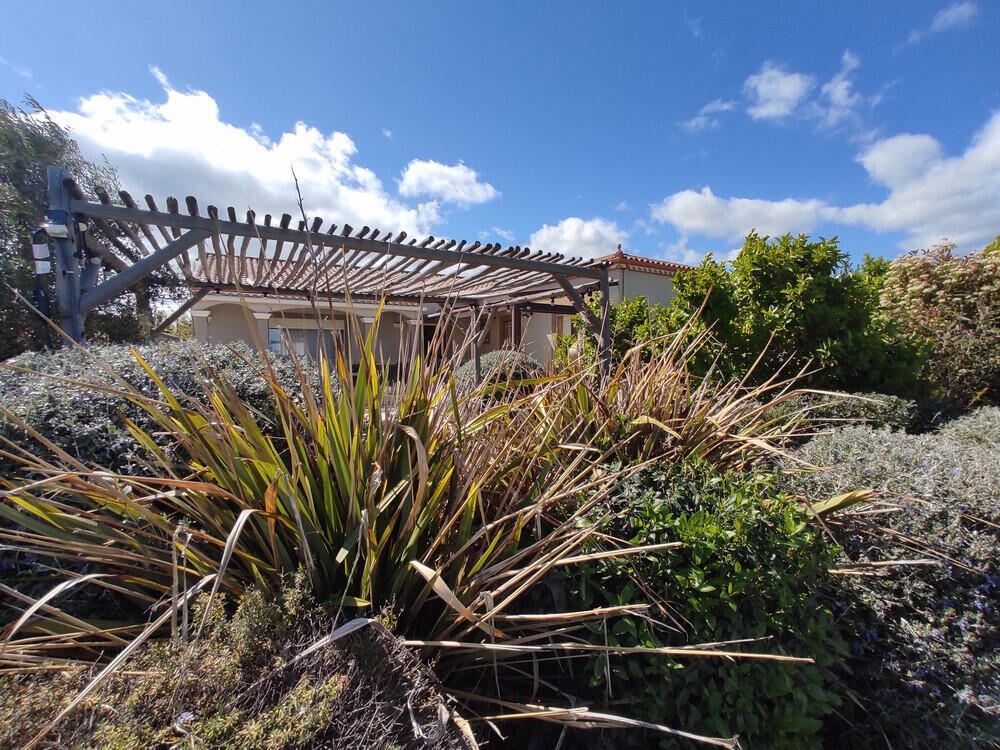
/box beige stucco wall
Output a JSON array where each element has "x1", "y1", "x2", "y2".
[
  {"x1": 609, "y1": 268, "x2": 675, "y2": 307},
  {"x1": 192, "y1": 296, "x2": 416, "y2": 368}
]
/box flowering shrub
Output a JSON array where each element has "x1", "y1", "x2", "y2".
[{"x1": 881, "y1": 239, "x2": 1000, "y2": 407}]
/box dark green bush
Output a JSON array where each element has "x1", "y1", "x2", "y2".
[
  {"x1": 556, "y1": 295, "x2": 675, "y2": 365},
  {"x1": 661, "y1": 233, "x2": 923, "y2": 394},
  {"x1": 783, "y1": 409, "x2": 1000, "y2": 748},
  {"x1": 453, "y1": 348, "x2": 543, "y2": 393},
  {"x1": 763, "y1": 391, "x2": 921, "y2": 434},
  {"x1": 0, "y1": 340, "x2": 308, "y2": 474},
  {"x1": 558, "y1": 463, "x2": 845, "y2": 749}
]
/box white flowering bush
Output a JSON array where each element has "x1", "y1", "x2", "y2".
[{"x1": 881, "y1": 239, "x2": 1000, "y2": 407}]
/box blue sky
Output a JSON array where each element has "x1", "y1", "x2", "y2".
[{"x1": 2, "y1": 0, "x2": 998, "y2": 264}]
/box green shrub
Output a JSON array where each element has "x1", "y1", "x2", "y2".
[
  {"x1": 0, "y1": 340, "x2": 308, "y2": 474},
  {"x1": 880, "y1": 239, "x2": 1000, "y2": 408},
  {"x1": 556, "y1": 295, "x2": 674, "y2": 365},
  {"x1": 559, "y1": 463, "x2": 846, "y2": 748},
  {"x1": 662, "y1": 233, "x2": 922, "y2": 394},
  {"x1": 782, "y1": 412, "x2": 1000, "y2": 748},
  {"x1": 452, "y1": 348, "x2": 542, "y2": 392},
  {"x1": 763, "y1": 391, "x2": 921, "y2": 434}
]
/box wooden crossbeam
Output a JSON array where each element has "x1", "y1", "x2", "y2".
[{"x1": 70, "y1": 200, "x2": 605, "y2": 281}]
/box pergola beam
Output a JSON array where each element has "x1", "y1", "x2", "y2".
[
  {"x1": 46, "y1": 169, "x2": 615, "y2": 378},
  {"x1": 80, "y1": 230, "x2": 210, "y2": 313},
  {"x1": 151, "y1": 287, "x2": 210, "y2": 336},
  {"x1": 67, "y1": 200, "x2": 606, "y2": 280},
  {"x1": 190, "y1": 282, "x2": 469, "y2": 307}
]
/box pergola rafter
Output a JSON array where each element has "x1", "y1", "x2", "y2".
[{"x1": 43, "y1": 166, "x2": 613, "y2": 372}]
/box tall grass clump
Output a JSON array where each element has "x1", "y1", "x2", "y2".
[{"x1": 1, "y1": 305, "x2": 822, "y2": 746}]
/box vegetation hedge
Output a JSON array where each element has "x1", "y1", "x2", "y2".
[
  {"x1": 0, "y1": 340, "x2": 308, "y2": 474},
  {"x1": 660, "y1": 233, "x2": 922, "y2": 394},
  {"x1": 558, "y1": 463, "x2": 846, "y2": 749},
  {"x1": 783, "y1": 408, "x2": 1000, "y2": 748},
  {"x1": 762, "y1": 390, "x2": 922, "y2": 434},
  {"x1": 880, "y1": 240, "x2": 1000, "y2": 408},
  {"x1": 453, "y1": 348, "x2": 542, "y2": 393}
]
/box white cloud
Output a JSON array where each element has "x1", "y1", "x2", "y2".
[
  {"x1": 651, "y1": 112, "x2": 1000, "y2": 252},
  {"x1": 682, "y1": 98, "x2": 736, "y2": 132},
  {"x1": 650, "y1": 187, "x2": 833, "y2": 242},
  {"x1": 615, "y1": 200, "x2": 630, "y2": 212},
  {"x1": 381, "y1": 128, "x2": 393, "y2": 139},
  {"x1": 45, "y1": 69, "x2": 472, "y2": 236},
  {"x1": 492, "y1": 227, "x2": 515, "y2": 242},
  {"x1": 904, "y1": 2, "x2": 978, "y2": 45},
  {"x1": 839, "y1": 112, "x2": 1000, "y2": 248},
  {"x1": 854, "y1": 133, "x2": 944, "y2": 187},
  {"x1": 743, "y1": 63, "x2": 815, "y2": 121},
  {"x1": 529, "y1": 217, "x2": 627, "y2": 259},
  {"x1": 930, "y1": 1, "x2": 978, "y2": 32},
  {"x1": 398, "y1": 159, "x2": 499, "y2": 205},
  {"x1": 816, "y1": 51, "x2": 864, "y2": 127}
]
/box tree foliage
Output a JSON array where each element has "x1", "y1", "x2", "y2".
[{"x1": 0, "y1": 98, "x2": 180, "y2": 359}]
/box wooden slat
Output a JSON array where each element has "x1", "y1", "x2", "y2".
[
  {"x1": 237, "y1": 210, "x2": 254, "y2": 285},
  {"x1": 185, "y1": 197, "x2": 211, "y2": 280},
  {"x1": 70, "y1": 200, "x2": 605, "y2": 288},
  {"x1": 119, "y1": 191, "x2": 161, "y2": 252},
  {"x1": 144, "y1": 195, "x2": 174, "y2": 247},
  {"x1": 253, "y1": 214, "x2": 273, "y2": 286},
  {"x1": 94, "y1": 187, "x2": 145, "y2": 262},
  {"x1": 264, "y1": 213, "x2": 292, "y2": 285}
]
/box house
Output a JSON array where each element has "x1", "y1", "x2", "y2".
[{"x1": 188, "y1": 244, "x2": 692, "y2": 367}]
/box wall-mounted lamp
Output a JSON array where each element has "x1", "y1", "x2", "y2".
[{"x1": 31, "y1": 228, "x2": 51, "y2": 275}]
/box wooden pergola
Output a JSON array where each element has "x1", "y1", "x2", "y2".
[{"x1": 42, "y1": 166, "x2": 612, "y2": 371}]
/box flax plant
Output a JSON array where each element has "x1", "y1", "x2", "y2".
[{"x1": 1, "y1": 303, "x2": 818, "y2": 746}]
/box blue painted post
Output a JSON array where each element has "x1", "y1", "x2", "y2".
[{"x1": 46, "y1": 166, "x2": 84, "y2": 343}]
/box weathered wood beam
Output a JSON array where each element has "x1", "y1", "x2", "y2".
[
  {"x1": 151, "y1": 287, "x2": 210, "y2": 336},
  {"x1": 520, "y1": 302, "x2": 577, "y2": 316},
  {"x1": 190, "y1": 281, "x2": 472, "y2": 306},
  {"x1": 80, "y1": 230, "x2": 211, "y2": 313},
  {"x1": 554, "y1": 274, "x2": 602, "y2": 334},
  {"x1": 71, "y1": 201, "x2": 606, "y2": 280}
]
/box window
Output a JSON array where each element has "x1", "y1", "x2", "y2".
[{"x1": 267, "y1": 327, "x2": 282, "y2": 354}]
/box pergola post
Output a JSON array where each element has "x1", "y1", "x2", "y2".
[
  {"x1": 555, "y1": 272, "x2": 612, "y2": 379},
  {"x1": 598, "y1": 269, "x2": 612, "y2": 380},
  {"x1": 46, "y1": 167, "x2": 85, "y2": 343},
  {"x1": 472, "y1": 308, "x2": 495, "y2": 384}
]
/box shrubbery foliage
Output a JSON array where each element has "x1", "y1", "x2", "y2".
[
  {"x1": 452, "y1": 348, "x2": 543, "y2": 392},
  {"x1": 662, "y1": 232, "x2": 922, "y2": 393},
  {"x1": 784, "y1": 409, "x2": 1000, "y2": 747},
  {"x1": 0, "y1": 340, "x2": 307, "y2": 473},
  {"x1": 563, "y1": 464, "x2": 845, "y2": 749},
  {"x1": 880, "y1": 239, "x2": 1000, "y2": 407}
]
